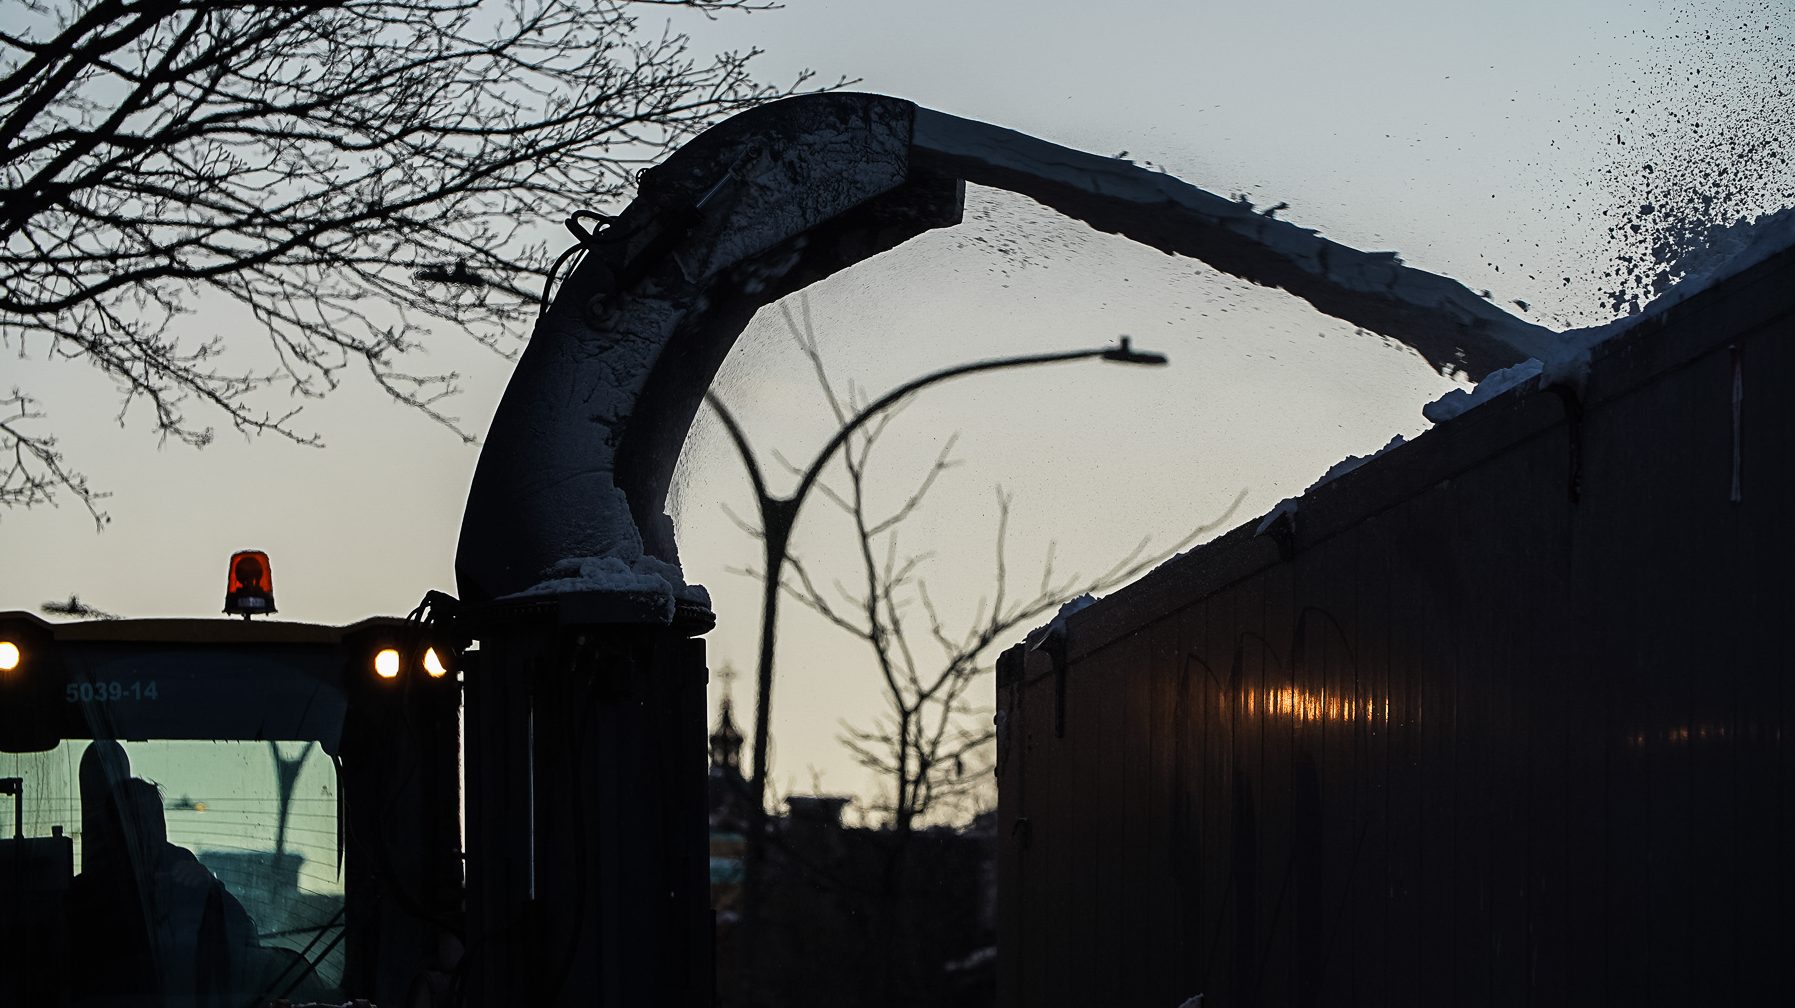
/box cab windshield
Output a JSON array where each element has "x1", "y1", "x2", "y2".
[{"x1": 3, "y1": 739, "x2": 348, "y2": 1005}]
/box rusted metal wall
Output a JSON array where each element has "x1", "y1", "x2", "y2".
[{"x1": 996, "y1": 246, "x2": 1794, "y2": 1008}]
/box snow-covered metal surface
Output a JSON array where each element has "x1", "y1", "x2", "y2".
[
  {"x1": 455, "y1": 93, "x2": 1592, "y2": 605},
  {"x1": 1022, "y1": 593, "x2": 1101, "y2": 652},
  {"x1": 456, "y1": 94, "x2": 953, "y2": 604},
  {"x1": 994, "y1": 239, "x2": 1795, "y2": 1008},
  {"x1": 1417, "y1": 206, "x2": 1795, "y2": 427},
  {"x1": 911, "y1": 109, "x2": 1561, "y2": 375},
  {"x1": 1253, "y1": 433, "x2": 1409, "y2": 538},
  {"x1": 1263, "y1": 201, "x2": 1795, "y2": 547},
  {"x1": 1422, "y1": 360, "x2": 1545, "y2": 425}
]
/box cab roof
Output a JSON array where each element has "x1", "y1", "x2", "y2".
[{"x1": 0, "y1": 610, "x2": 407, "y2": 645}]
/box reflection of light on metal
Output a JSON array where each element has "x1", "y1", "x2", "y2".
[
  {"x1": 0, "y1": 640, "x2": 19, "y2": 672},
  {"x1": 1245, "y1": 683, "x2": 1398, "y2": 725},
  {"x1": 424, "y1": 648, "x2": 448, "y2": 678},
  {"x1": 1625, "y1": 722, "x2": 1737, "y2": 747},
  {"x1": 374, "y1": 648, "x2": 401, "y2": 679}
]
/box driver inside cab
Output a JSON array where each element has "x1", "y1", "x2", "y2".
[{"x1": 67, "y1": 741, "x2": 261, "y2": 1007}]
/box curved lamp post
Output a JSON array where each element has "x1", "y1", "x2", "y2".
[{"x1": 704, "y1": 336, "x2": 1168, "y2": 924}]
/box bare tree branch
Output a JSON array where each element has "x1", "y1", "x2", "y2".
[
  {"x1": 1, "y1": 0, "x2": 827, "y2": 517},
  {"x1": 755, "y1": 308, "x2": 1249, "y2": 835},
  {"x1": 1, "y1": 389, "x2": 110, "y2": 527},
  {"x1": 702, "y1": 295, "x2": 1191, "y2": 977}
]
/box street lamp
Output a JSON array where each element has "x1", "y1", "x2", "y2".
[
  {"x1": 705, "y1": 336, "x2": 1169, "y2": 920},
  {"x1": 1100, "y1": 336, "x2": 1168, "y2": 365}
]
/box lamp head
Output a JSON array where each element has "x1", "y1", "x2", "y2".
[{"x1": 1101, "y1": 336, "x2": 1168, "y2": 366}]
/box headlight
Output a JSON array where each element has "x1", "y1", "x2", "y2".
[
  {"x1": 373, "y1": 648, "x2": 401, "y2": 679},
  {"x1": 0, "y1": 641, "x2": 20, "y2": 672},
  {"x1": 423, "y1": 648, "x2": 448, "y2": 678}
]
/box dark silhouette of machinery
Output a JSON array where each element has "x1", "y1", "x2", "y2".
[{"x1": 8, "y1": 92, "x2": 1555, "y2": 1007}]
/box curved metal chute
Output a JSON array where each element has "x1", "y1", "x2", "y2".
[{"x1": 455, "y1": 92, "x2": 1557, "y2": 604}]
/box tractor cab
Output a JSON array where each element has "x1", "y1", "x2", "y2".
[{"x1": 0, "y1": 590, "x2": 463, "y2": 1007}]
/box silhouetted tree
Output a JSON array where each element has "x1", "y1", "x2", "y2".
[
  {"x1": 0, "y1": 0, "x2": 814, "y2": 525},
  {"x1": 708, "y1": 303, "x2": 1241, "y2": 1004}
]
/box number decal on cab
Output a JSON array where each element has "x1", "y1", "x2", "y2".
[{"x1": 64, "y1": 681, "x2": 159, "y2": 703}]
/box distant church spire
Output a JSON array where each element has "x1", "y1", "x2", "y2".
[{"x1": 710, "y1": 664, "x2": 744, "y2": 773}]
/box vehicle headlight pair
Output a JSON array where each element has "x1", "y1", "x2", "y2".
[{"x1": 372, "y1": 646, "x2": 449, "y2": 680}]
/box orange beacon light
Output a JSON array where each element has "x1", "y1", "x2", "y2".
[{"x1": 223, "y1": 550, "x2": 277, "y2": 618}]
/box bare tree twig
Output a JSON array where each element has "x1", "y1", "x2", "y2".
[
  {"x1": 1, "y1": 0, "x2": 830, "y2": 517},
  {"x1": 700, "y1": 293, "x2": 1185, "y2": 985}
]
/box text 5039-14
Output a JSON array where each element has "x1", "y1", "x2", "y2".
[{"x1": 65, "y1": 681, "x2": 159, "y2": 703}]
